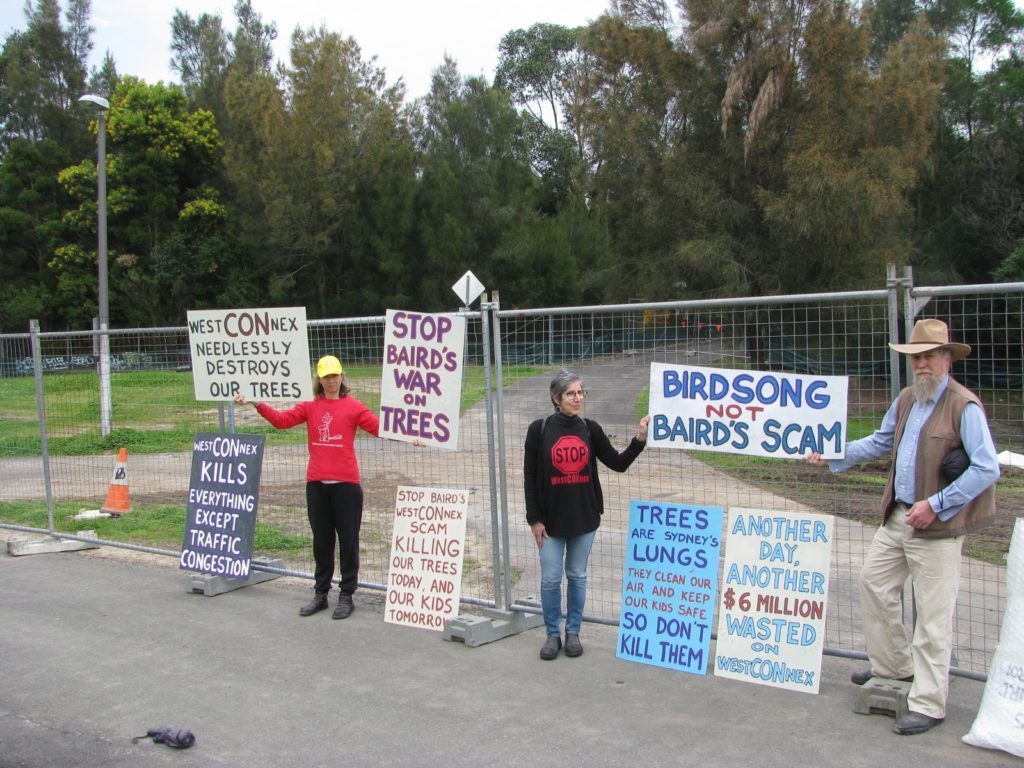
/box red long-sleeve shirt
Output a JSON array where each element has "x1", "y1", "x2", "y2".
[{"x1": 255, "y1": 396, "x2": 380, "y2": 483}]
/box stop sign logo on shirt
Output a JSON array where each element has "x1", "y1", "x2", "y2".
[{"x1": 551, "y1": 434, "x2": 589, "y2": 475}]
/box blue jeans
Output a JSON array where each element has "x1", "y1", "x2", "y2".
[{"x1": 538, "y1": 530, "x2": 596, "y2": 636}]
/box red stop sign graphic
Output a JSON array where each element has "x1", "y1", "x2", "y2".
[{"x1": 551, "y1": 435, "x2": 589, "y2": 475}]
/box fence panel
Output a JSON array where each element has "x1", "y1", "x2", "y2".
[
  {"x1": 0, "y1": 314, "x2": 502, "y2": 609},
  {"x1": 497, "y1": 289, "x2": 1022, "y2": 675},
  {"x1": 2, "y1": 278, "x2": 1021, "y2": 676},
  {"x1": 905, "y1": 286, "x2": 1024, "y2": 673}
]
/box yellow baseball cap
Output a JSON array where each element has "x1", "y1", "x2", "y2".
[{"x1": 316, "y1": 355, "x2": 343, "y2": 377}]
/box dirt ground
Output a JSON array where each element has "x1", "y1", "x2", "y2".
[
  {"x1": 730, "y1": 456, "x2": 1024, "y2": 564},
  {"x1": 777, "y1": 375, "x2": 1024, "y2": 562}
]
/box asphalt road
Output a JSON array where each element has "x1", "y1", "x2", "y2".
[{"x1": 0, "y1": 541, "x2": 1017, "y2": 768}]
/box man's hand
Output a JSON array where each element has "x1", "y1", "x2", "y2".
[
  {"x1": 905, "y1": 499, "x2": 937, "y2": 529},
  {"x1": 804, "y1": 452, "x2": 826, "y2": 466}
]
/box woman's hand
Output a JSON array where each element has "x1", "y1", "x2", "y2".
[
  {"x1": 803, "y1": 451, "x2": 826, "y2": 466},
  {"x1": 233, "y1": 393, "x2": 255, "y2": 408},
  {"x1": 636, "y1": 415, "x2": 651, "y2": 442},
  {"x1": 531, "y1": 522, "x2": 548, "y2": 549}
]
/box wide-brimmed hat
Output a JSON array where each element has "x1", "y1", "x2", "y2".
[
  {"x1": 315, "y1": 355, "x2": 344, "y2": 377},
  {"x1": 888, "y1": 319, "x2": 971, "y2": 361}
]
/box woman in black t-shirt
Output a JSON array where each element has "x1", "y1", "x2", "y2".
[{"x1": 524, "y1": 368, "x2": 650, "y2": 660}]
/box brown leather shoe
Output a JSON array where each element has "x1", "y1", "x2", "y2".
[
  {"x1": 893, "y1": 711, "x2": 943, "y2": 735},
  {"x1": 299, "y1": 593, "x2": 329, "y2": 616}
]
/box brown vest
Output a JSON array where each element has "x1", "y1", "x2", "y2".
[{"x1": 880, "y1": 378, "x2": 996, "y2": 538}]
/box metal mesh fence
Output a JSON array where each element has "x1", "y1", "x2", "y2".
[
  {"x1": 1, "y1": 277, "x2": 1021, "y2": 676},
  {"x1": 0, "y1": 313, "x2": 504, "y2": 609},
  {"x1": 903, "y1": 286, "x2": 1024, "y2": 674},
  {"x1": 497, "y1": 289, "x2": 1023, "y2": 676}
]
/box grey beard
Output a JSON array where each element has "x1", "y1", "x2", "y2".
[{"x1": 912, "y1": 374, "x2": 941, "y2": 403}]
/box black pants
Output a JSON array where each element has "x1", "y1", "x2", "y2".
[{"x1": 306, "y1": 481, "x2": 363, "y2": 595}]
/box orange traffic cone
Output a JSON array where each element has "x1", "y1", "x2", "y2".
[{"x1": 101, "y1": 447, "x2": 131, "y2": 517}]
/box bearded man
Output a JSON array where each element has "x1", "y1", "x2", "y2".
[{"x1": 806, "y1": 319, "x2": 999, "y2": 735}]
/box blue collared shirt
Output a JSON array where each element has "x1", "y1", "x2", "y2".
[{"x1": 828, "y1": 376, "x2": 1000, "y2": 521}]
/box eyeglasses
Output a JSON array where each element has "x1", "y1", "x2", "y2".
[{"x1": 564, "y1": 390, "x2": 587, "y2": 400}]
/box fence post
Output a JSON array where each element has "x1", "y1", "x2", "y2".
[
  {"x1": 29, "y1": 319, "x2": 56, "y2": 533},
  {"x1": 443, "y1": 292, "x2": 546, "y2": 645},
  {"x1": 98, "y1": 321, "x2": 112, "y2": 437},
  {"x1": 901, "y1": 265, "x2": 917, "y2": 389},
  {"x1": 886, "y1": 264, "x2": 905, "y2": 401},
  {"x1": 480, "y1": 294, "x2": 504, "y2": 608},
  {"x1": 547, "y1": 314, "x2": 554, "y2": 366},
  {"x1": 490, "y1": 291, "x2": 516, "y2": 610}
]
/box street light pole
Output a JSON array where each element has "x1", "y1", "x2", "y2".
[{"x1": 79, "y1": 94, "x2": 112, "y2": 436}]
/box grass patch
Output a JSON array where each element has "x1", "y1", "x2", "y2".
[
  {"x1": 0, "y1": 364, "x2": 543, "y2": 457},
  {"x1": 0, "y1": 500, "x2": 187, "y2": 548},
  {"x1": 0, "y1": 499, "x2": 308, "y2": 556},
  {"x1": 252, "y1": 525, "x2": 308, "y2": 553}
]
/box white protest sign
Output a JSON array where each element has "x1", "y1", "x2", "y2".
[
  {"x1": 379, "y1": 309, "x2": 465, "y2": 449},
  {"x1": 648, "y1": 363, "x2": 848, "y2": 458},
  {"x1": 187, "y1": 307, "x2": 311, "y2": 402},
  {"x1": 385, "y1": 486, "x2": 468, "y2": 631},
  {"x1": 714, "y1": 508, "x2": 833, "y2": 694}
]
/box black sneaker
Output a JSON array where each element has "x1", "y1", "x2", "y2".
[
  {"x1": 333, "y1": 593, "x2": 354, "y2": 620},
  {"x1": 299, "y1": 593, "x2": 329, "y2": 617},
  {"x1": 539, "y1": 635, "x2": 562, "y2": 660}
]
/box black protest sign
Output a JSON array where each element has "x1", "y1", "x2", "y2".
[{"x1": 180, "y1": 432, "x2": 265, "y2": 578}]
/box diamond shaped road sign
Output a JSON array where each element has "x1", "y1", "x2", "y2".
[{"x1": 451, "y1": 270, "x2": 485, "y2": 307}]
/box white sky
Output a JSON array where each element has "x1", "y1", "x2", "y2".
[{"x1": 0, "y1": 0, "x2": 614, "y2": 100}]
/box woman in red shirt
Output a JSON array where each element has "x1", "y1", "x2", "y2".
[{"x1": 235, "y1": 355, "x2": 378, "y2": 620}]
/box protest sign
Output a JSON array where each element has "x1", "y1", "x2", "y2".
[
  {"x1": 714, "y1": 508, "x2": 833, "y2": 694},
  {"x1": 180, "y1": 432, "x2": 265, "y2": 578},
  {"x1": 385, "y1": 486, "x2": 468, "y2": 631},
  {"x1": 648, "y1": 363, "x2": 848, "y2": 458},
  {"x1": 186, "y1": 307, "x2": 311, "y2": 401},
  {"x1": 379, "y1": 309, "x2": 465, "y2": 449},
  {"x1": 617, "y1": 500, "x2": 724, "y2": 675}
]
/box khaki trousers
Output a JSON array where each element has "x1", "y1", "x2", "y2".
[{"x1": 859, "y1": 504, "x2": 963, "y2": 719}]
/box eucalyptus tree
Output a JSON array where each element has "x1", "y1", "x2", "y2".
[
  {"x1": 236, "y1": 25, "x2": 415, "y2": 317},
  {"x1": 918, "y1": 0, "x2": 1024, "y2": 281},
  {"x1": 0, "y1": 0, "x2": 92, "y2": 155},
  {"x1": 755, "y1": 10, "x2": 945, "y2": 291},
  {"x1": 87, "y1": 50, "x2": 118, "y2": 98},
  {"x1": 170, "y1": 8, "x2": 230, "y2": 125},
  {"x1": 668, "y1": 0, "x2": 947, "y2": 294},
  {"x1": 55, "y1": 78, "x2": 224, "y2": 326},
  {"x1": 567, "y1": 10, "x2": 705, "y2": 301},
  {"x1": 228, "y1": 0, "x2": 277, "y2": 78},
  {"x1": 0, "y1": 137, "x2": 71, "y2": 329},
  {"x1": 0, "y1": 0, "x2": 95, "y2": 329},
  {"x1": 495, "y1": 22, "x2": 583, "y2": 130},
  {"x1": 415, "y1": 58, "x2": 582, "y2": 308},
  {"x1": 495, "y1": 24, "x2": 588, "y2": 211}
]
